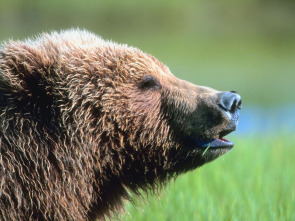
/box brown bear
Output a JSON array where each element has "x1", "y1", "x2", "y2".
[{"x1": 0, "y1": 29, "x2": 241, "y2": 220}]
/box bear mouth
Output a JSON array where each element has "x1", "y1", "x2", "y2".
[
  {"x1": 195, "y1": 137, "x2": 234, "y2": 149},
  {"x1": 194, "y1": 128, "x2": 236, "y2": 152},
  {"x1": 183, "y1": 131, "x2": 234, "y2": 152}
]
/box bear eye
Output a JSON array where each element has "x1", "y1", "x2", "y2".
[{"x1": 139, "y1": 75, "x2": 161, "y2": 91}]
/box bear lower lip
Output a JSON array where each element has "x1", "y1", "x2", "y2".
[
  {"x1": 196, "y1": 138, "x2": 234, "y2": 149},
  {"x1": 183, "y1": 135, "x2": 234, "y2": 149}
]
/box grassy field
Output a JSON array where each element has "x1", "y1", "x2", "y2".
[{"x1": 120, "y1": 135, "x2": 295, "y2": 221}]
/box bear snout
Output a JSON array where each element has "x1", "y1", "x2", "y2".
[{"x1": 218, "y1": 90, "x2": 242, "y2": 131}]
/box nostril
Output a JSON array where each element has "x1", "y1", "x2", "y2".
[
  {"x1": 237, "y1": 99, "x2": 242, "y2": 110},
  {"x1": 219, "y1": 92, "x2": 242, "y2": 113},
  {"x1": 230, "y1": 100, "x2": 237, "y2": 113}
]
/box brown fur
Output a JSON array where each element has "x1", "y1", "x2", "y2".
[{"x1": 0, "y1": 29, "x2": 235, "y2": 220}]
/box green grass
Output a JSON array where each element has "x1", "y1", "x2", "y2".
[{"x1": 120, "y1": 136, "x2": 295, "y2": 221}]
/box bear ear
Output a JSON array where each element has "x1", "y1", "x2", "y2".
[{"x1": 139, "y1": 75, "x2": 161, "y2": 91}]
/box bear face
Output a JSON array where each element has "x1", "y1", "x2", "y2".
[
  {"x1": 92, "y1": 47, "x2": 241, "y2": 175},
  {"x1": 0, "y1": 29, "x2": 241, "y2": 220}
]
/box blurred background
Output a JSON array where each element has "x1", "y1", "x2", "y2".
[{"x1": 0, "y1": 0, "x2": 294, "y2": 220}]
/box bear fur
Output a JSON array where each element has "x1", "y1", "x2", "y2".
[{"x1": 0, "y1": 29, "x2": 238, "y2": 220}]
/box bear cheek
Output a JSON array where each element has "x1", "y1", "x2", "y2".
[{"x1": 160, "y1": 89, "x2": 197, "y2": 131}]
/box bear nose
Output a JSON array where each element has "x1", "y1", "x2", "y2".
[{"x1": 219, "y1": 91, "x2": 242, "y2": 113}]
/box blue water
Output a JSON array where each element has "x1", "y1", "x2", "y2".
[{"x1": 236, "y1": 104, "x2": 295, "y2": 136}]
